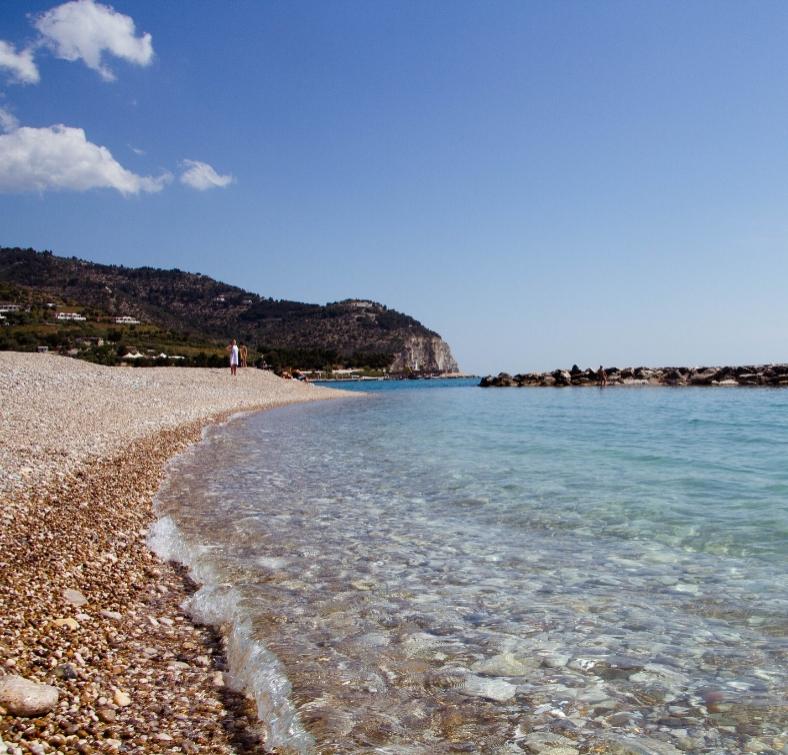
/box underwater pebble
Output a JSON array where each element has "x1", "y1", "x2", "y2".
[
  {"x1": 460, "y1": 675, "x2": 517, "y2": 702},
  {"x1": 471, "y1": 652, "x2": 534, "y2": 677}
]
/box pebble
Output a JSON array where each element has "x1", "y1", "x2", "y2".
[
  {"x1": 0, "y1": 675, "x2": 59, "y2": 717},
  {"x1": 459, "y1": 675, "x2": 517, "y2": 702},
  {"x1": 113, "y1": 690, "x2": 131, "y2": 707},
  {"x1": 97, "y1": 707, "x2": 117, "y2": 723},
  {"x1": 63, "y1": 588, "x2": 87, "y2": 606},
  {"x1": 522, "y1": 732, "x2": 580, "y2": 753},
  {"x1": 540, "y1": 653, "x2": 570, "y2": 668},
  {"x1": 54, "y1": 663, "x2": 78, "y2": 680},
  {"x1": 602, "y1": 734, "x2": 684, "y2": 754},
  {"x1": 606, "y1": 711, "x2": 632, "y2": 727},
  {"x1": 52, "y1": 617, "x2": 79, "y2": 630},
  {"x1": 471, "y1": 652, "x2": 534, "y2": 677}
]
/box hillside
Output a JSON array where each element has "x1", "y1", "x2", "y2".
[{"x1": 0, "y1": 247, "x2": 459, "y2": 374}]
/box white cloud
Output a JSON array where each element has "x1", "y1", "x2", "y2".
[
  {"x1": 180, "y1": 159, "x2": 234, "y2": 190},
  {"x1": 0, "y1": 40, "x2": 40, "y2": 84},
  {"x1": 0, "y1": 123, "x2": 170, "y2": 194},
  {"x1": 34, "y1": 0, "x2": 153, "y2": 82},
  {"x1": 0, "y1": 107, "x2": 19, "y2": 133}
]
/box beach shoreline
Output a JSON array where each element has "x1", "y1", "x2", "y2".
[{"x1": 0, "y1": 353, "x2": 347, "y2": 754}]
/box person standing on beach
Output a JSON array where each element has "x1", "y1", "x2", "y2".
[
  {"x1": 227, "y1": 339, "x2": 239, "y2": 376},
  {"x1": 598, "y1": 365, "x2": 607, "y2": 387},
  {"x1": 239, "y1": 343, "x2": 248, "y2": 368}
]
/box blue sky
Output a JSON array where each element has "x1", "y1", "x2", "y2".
[{"x1": 1, "y1": 1, "x2": 787, "y2": 374}]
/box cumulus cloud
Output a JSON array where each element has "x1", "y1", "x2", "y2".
[
  {"x1": 34, "y1": 0, "x2": 153, "y2": 82},
  {"x1": 0, "y1": 40, "x2": 40, "y2": 84},
  {"x1": 0, "y1": 123, "x2": 170, "y2": 194},
  {"x1": 0, "y1": 107, "x2": 19, "y2": 133},
  {"x1": 180, "y1": 159, "x2": 234, "y2": 190}
]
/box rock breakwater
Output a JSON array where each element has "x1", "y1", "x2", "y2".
[{"x1": 480, "y1": 363, "x2": 788, "y2": 388}]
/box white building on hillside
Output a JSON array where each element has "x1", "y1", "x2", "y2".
[
  {"x1": 56, "y1": 312, "x2": 86, "y2": 321},
  {"x1": 114, "y1": 316, "x2": 141, "y2": 325}
]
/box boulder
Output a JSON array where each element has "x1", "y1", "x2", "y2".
[
  {"x1": 689, "y1": 368, "x2": 717, "y2": 386},
  {"x1": 0, "y1": 675, "x2": 59, "y2": 717},
  {"x1": 480, "y1": 372, "x2": 517, "y2": 387},
  {"x1": 713, "y1": 366, "x2": 735, "y2": 381},
  {"x1": 664, "y1": 369, "x2": 685, "y2": 385}
]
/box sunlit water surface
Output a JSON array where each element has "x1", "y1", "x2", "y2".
[{"x1": 151, "y1": 381, "x2": 787, "y2": 754}]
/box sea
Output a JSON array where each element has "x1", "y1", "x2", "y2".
[{"x1": 150, "y1": 379, "x2": 787, "y2": 754}]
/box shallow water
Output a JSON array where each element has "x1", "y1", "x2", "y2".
[{"x1": 151, "y1": 382, "x2": 788, "y2": 754}]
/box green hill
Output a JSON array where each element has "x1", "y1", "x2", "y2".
[{"x1": 0, "y1": 247, "x2": 459, "y2": 374}]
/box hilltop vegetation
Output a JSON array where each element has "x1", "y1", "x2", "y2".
[{"x1": 0, "y1": 247, "x2": 455, "y2": 373}]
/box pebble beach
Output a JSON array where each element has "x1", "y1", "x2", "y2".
[{"x1": 0, "y1": 352, "x2": 346, "y2": 754}]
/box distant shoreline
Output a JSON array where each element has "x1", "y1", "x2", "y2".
[
  {"x1": 480, "y1": 363, "x2": 788, "y2": 388},
  {"x1": 315, "y1": 372, "x2": 477, "y2": 383}
]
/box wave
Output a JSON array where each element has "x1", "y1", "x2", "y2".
[{"x1": 148, "y1": 514, "x2": 315, "y2": 753}]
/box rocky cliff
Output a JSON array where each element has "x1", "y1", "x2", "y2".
[{"x1": 390, "y1": 334, "x2": 459, "y2": 374}]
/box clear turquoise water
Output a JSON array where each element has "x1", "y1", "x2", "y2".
[{"x1": 152, "y1": 382, "x2": 787, "y2": 753}]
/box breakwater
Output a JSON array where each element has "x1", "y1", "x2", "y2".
[{"x1": 480, "y1": 363, "x2": 788, "y2": 387}]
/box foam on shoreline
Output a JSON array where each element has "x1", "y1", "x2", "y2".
[{"x1": 148, "y1": 509, "x2": 315, "y2": 752}]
